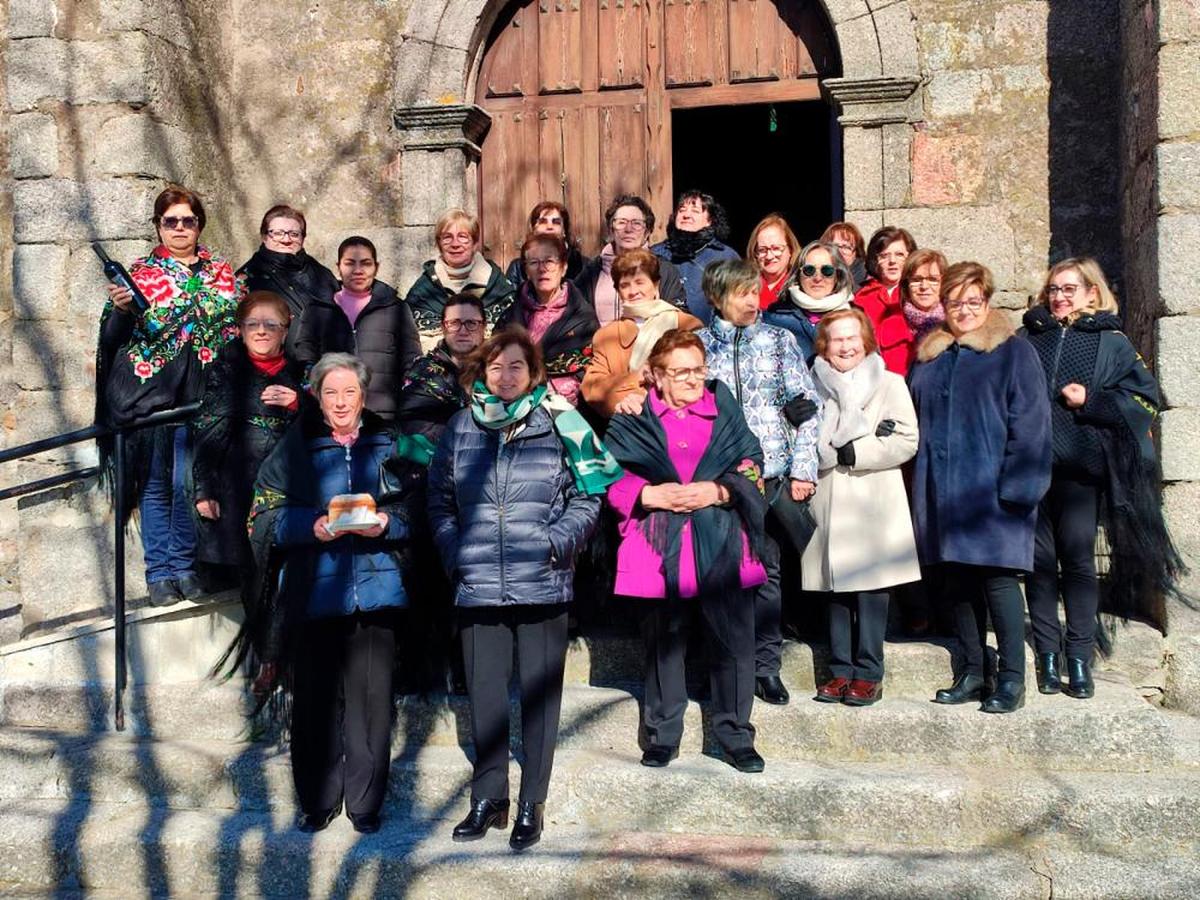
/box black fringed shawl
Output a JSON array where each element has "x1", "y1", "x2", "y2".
[{"x1": 603, "y1": 380, "x2": 768, "y2": 600}]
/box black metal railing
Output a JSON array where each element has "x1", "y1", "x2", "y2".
[{"x1": 0, "y1": 402, "x2": 201, "y2": 731}]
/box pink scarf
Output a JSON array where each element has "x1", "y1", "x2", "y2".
[
  {"x1": 594, "y1": 244, "x2": 619, "y2": 326},
  {"x1": 902, "y1": 300, "x2": 945, "y2": 343},
  {"x1": 521, "y1": 282, "x2": 569, "y2": 344}
]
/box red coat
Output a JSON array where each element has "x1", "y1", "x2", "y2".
[{"x1": 854, "y1": 279, "x2": 915, "y2": 375}]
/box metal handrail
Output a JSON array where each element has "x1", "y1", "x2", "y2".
[{"x1": 0, "y1": 401, "x2": 201, "y2": 731}]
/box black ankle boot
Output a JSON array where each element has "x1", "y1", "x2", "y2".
[
  {"x1": 933, "y1": 673, "x2": 986, "y2": 705},
  {"x1": 980, "y1": 680, "x2": 1025, "y2": 714},
  {"x1": 1064, "y1": 656, "x2": 1094, "y2": 699},
  {"x1": 509, "y1": 801, "x2": 544, "y2": 851},
  {"x1": 1036, "y1": 652, "x2": 1062, "y2": 695},
  {"x1": 452, "y1": 798, "x2": 509, "y2": 842}
]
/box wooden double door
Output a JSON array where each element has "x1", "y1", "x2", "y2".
[{"x1": 476, "y1": 0, "x2": 839, "y2": 265}]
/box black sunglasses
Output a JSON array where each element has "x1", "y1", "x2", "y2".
[{"x1": 801, "y1": 264, "x2": 836, "y2": 278}]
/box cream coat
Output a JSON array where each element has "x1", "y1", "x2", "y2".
[{"x1": 801, "y1": 368, "x2": 922, "y2": 592}]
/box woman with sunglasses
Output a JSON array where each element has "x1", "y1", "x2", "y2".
[
  {"x1": 763, "y1": 240, "x2": 855, "y2": 364},
  {"x1": 1021, "y1": 258, "x2": 1179, "y2": 700},
  {"x1": 96, "y1": 184, "x2": 245, "y2": 606},
  {"x1": 192, "y1": 291, "x2": 303, "y2": 610},
  {"x1": 605, "y1": 329, "x2": 769, "y2": 773}
]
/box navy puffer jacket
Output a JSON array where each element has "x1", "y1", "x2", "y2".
[{"x1": 427, "y1": 404, "x2": 600, "y2": 607}]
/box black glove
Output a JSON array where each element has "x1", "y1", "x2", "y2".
[
  {"x1": 836, "y1": 441, "x2": 856, "y2": 467},
  {"x1": 875, "y1": 419, "x2": 896, "y2": 437},
  {"x1": 784, "y1": 396, "x2": 819, "y2": 428}
]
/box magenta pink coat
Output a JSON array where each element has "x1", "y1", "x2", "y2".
[{"x1": 606, "y1": 389, "x2": 768, "y2": 599}]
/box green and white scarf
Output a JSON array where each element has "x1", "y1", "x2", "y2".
[{"x1": 470, "y1": 382, "x2": 623, "y2": 496}]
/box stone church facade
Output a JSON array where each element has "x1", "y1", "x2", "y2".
[{"x1": 0, "y1": 1, "x2": 1197, "y2": 681}]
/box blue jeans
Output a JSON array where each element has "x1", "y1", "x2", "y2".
[{"x1": 139, "y1": 425, "x2": 197, "y2": 584}]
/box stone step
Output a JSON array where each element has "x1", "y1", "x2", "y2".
[
  {"x1": 2, "y1": 672, "x2": 1193, "y2": 771},
  {"x1": 1, "y1": 799, "x2": 1198, "y2": 899},
  {"x1": 2, "y1": 731, "x2": 1197, "y2": 853}
]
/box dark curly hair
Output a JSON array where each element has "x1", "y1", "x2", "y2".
[{"x1": 673, "y1": 189, "x2": 730, "y2": 243}]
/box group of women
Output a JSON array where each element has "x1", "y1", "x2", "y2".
[{"x1": 95, "y1": 184, "x2": 1182, "y2": 849}]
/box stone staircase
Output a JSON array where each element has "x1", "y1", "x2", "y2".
[{"x1": 0, "y1": 597, "x2": 1198, "y2": 898}]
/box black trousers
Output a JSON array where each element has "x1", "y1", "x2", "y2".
[
  {"x1": 641, "y1": 589, "x2": 756, "y2": 752},
  {"x1": 291, "y1": 609, "x2": 398, "y2": 817},
  {"x1": 459, "y1": 604, "x2": 569, "y2": 805},
  {"x1": 755, "y1": 541, "x2": 783, "y2": 677},
  {"x1": 827, "y1": 590, "x2": 890, "y2": 682},
  {"x1": 1027, "y1": 475, "x2": 1101, "y2": 659},
  {"x1": 943, "y1": 564, "x2": 1026, "y2": 684}
]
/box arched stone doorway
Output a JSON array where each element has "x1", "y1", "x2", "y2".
[
  {"x1": 392, "y1": 1, "x2": 924, "y2": 264},
  {"x1": 473, "y1": 0, "x2": 840, "y2": 263}
]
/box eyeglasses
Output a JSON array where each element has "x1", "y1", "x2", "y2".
[
  {"x1": 754, "y1": 246, "x2": 788, "y2": 258},
  {"x1": 524, "y1": 257, "x2": 563, "y2": 269},
  {"x1": 266, "y1": 229, "x2": 302, "y2": 240},
  {"x1": 907, "y1": 276, "x2": 942, "y2": 287},
  {"x1": 444, "y1": 319, "x2": 483, "y2": 333},
  {"x1": 831, "y1": 241, "x2": 854, "y2": 253},
  {"x1": 1046, "y1": 284, "x2": 1082, "y2": 297},
  {"x1": 535, "y1": 215, "x2": 564, "y2": 227},
  {"x1": 945, "y1": 299, "x2": 987, "y2": 313},
  {"x1": 801, "y1": 264, "x2": 837, "y2": 278},
  {"x1": 438, "y1": 233, "x2": 474, "y2": 246},
  {"x1": 160, "y1": 215, "x2": 199, "y2": 231},
  {"x1": 242, "y1": 319, "x2": 285, "y2": 332},
  {"x1": 611, "y1": 218, "x2": 647, "y2": 231},
  {"x1": 659, "y1": 365, "x2": 708, "y2": 383}
]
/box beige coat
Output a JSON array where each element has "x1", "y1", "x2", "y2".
[{"x1": 801, "y1": 366, "x2": 922, "y2": 593}]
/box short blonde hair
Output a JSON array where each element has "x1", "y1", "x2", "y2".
[
  {"x1": 1038, "y1": 257, "x2": 1119, "y2": 321},
  {"x1": 940, "y1": 261, "x2": 994, "y2": 305},
  {"x1": 434, "y1": 208, "x2": 480, "y2": 245}
]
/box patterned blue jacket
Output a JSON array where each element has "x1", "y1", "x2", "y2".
[{"x1": 699, "y1": 314, "x2": 822, "y2": 482}]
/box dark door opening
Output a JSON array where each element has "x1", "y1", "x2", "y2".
[{"x1": 670, "y1": 101, "x2": 839, "y2": 253}]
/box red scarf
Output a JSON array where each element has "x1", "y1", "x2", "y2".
[{"x1": 249, "y1": 353, "x2": 287, "y2": 377}]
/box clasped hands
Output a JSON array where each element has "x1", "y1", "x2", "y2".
[{"x1": 640, "y1": 481, "x2": 728, "y2": 512}]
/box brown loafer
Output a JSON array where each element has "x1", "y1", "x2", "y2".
[
  {"x1": 815, "y1": 677, "x2": 851, "y2": 703},
  {"x1": 843, "y1": 679, "x2": 883, "y2": 706}
]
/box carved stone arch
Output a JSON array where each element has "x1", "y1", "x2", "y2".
[{"x1": 392, "y1": 0, "x2": 924, "y2": 247}]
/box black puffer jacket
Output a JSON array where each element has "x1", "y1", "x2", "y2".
[
  {"x1": 237, "y1": 246, "x2": 338, "y2": 358},
  {"x1": 293, "y1": 280, "x2": 420, "y2": 421},
  {"x1": 427, "y1": 404, "x2": 600, "y2": 607},
  {"x1": 191, "y1": 341, "x2": 305, "y2": 566}
]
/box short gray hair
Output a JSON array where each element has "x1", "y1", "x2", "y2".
[
  {"x1": 798, "y1": 240, "x2": 853, "y2": 295},
  {"x1": 310, "y1": 352, "x2": 371, "y2": 394},
  {"x1": 702, "y1": 258, "x2": 759, "y2": 313}
]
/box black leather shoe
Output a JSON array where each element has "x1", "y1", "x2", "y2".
[
  {"x1": 176, "y1": 573, "x2": 206, "y2": 601},
  {"x1": 452, "y1": 798, "x2": 509, "y2": 842},
  {"x1": 933, "y1": 673, "x2": 986, "y2": 705},
  {"x1": 1036, "y1": 652, "x2": 1063, "y2": 695},
  {"x1": 981, "y1": 681, "x2": 1025, "y2": 714},
  {"x1": 348, "y1": 812, "x2": 380, "y2": 834},
  {"x1": 509, "y1": 801, "x2": 544, "y2": 851},
  {"x1": 755, "y1": 675, "x2": 790, "y2": 705},
  {"x1": 641, "y1": 745, "x2": 678, "y2": 767},
  {"x1": 726, "y1": 747, "x2": 765, "y2": 773},
  {"x1": 296, "y1": 806, "x2": 340, "y2": 833},
  {"x1": 1064, "y1": 656, "x2": 1095, "y2": 699},
  {"x1": 147, "y1": 579, "x2": 181, "y2": 607}
]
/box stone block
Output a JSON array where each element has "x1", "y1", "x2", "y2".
[
  {"x1": 841, "y1": 127, "x2": 882, "y2": 212},
  {"x1": 1160, "y1": 407, "x2": 1200, "y2": 481},
  {"x1": 1160, "y1": 0, "x2": 1200, "y2": 42},
  {"x1": 1158, "y1": 142, "x2": 1200, "y2": 212},
  {"x1": 67, "y1": 239, "x2": 153, "y2": 319},
  {"x1": 831, "y1": 13, "x2": 882, "y2": 81},
  {"x1": 99, "y1": 0, "x2": 194, "y2": 49},
  {"x1": 6, "y1": 34, "x2": 152, "y2": 111},
  {"x1": 911, "y1": 130, "x2": 984, "y2": 207},
  {"x1": 845, "y1": 209, "x2": 884, "y2": 239},
  {"x1": 401, "y1": 0, "x2": 483, "y2": 49},
  {"x1": 1165, "y1": 632, "x2": 1200, "y2": 715},
  {"x1": 1159, "y1": 43, "x2": 1200, "y2": 140},
  {"x1": 916, "y1": 22, "x2": 981, "y2": 74},
  {"x1": 2, "y1": 388, "x2": 96, "y2": 451},
  {"x1": 823, "y1": 0, "x2": 871, "y2": 25},
  {"x1": 880, "y1": 124, "x2": 911, "y2": 208},
  {"x1": 13, "y1": 178, "x2": 163, "y2": 244},
  {"x1": 400, "y1": 148, "x2": 469, "y2": 224},
  {"x1": 12, "y1": 244, "x2": 69, "y2": 321},
  {"x1": 926, "y1": 70, "x2": 989, "y2": 120},
  {"x1": 883, "y1": 205, "x2": 1017, "y2": 288},
  {"x1": 1163, "y1": 481, "x2": 1200, "y2": 568},
  {"x1": 1156, "y1": 315, "x2": 1200, "y2": 408},
  {"x1": 10, "y1": 322, "x2": 97, "y2": 391},
  {"x1": 394, "y1": 38, "x2": 470, "y2": 105},
  {"x1": 8, "y1": 0, "x2": 58, "y2": 38},
  {"x1": 872, "y1": 1, "x2": 920, "y2": 78},
  {"x1": 990, "y1": 291, "x2": 1030, "y2": 311},
  {"x1": 1159, "y1": 214, "x2": 1200, "y2": 314},
  {"x1": 9, "y1": 114, "x2": 58, "y2": 180},
  {"x1": 993, "y1": 3, "x2": 1049, "y2": 57},
  {"x1": 84, "y1": 113, "x2": 194, "y2": 180}
]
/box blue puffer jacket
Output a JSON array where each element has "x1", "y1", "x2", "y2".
[
  {"x1": 700, "y1": 314, "x2": 822, "y2": 482},
  {"x1": 273, "y1": 424, "x2": 410, "y2": 620},
  {"x1": 651, "y1": 239, "x2": 740, "y2": 324},
  {"x1": 427, "y1": 404, "x2": 601, "y2": 607},
  {"x1": 762, "y1": 304, "x2": 819, "y2": 363}
]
